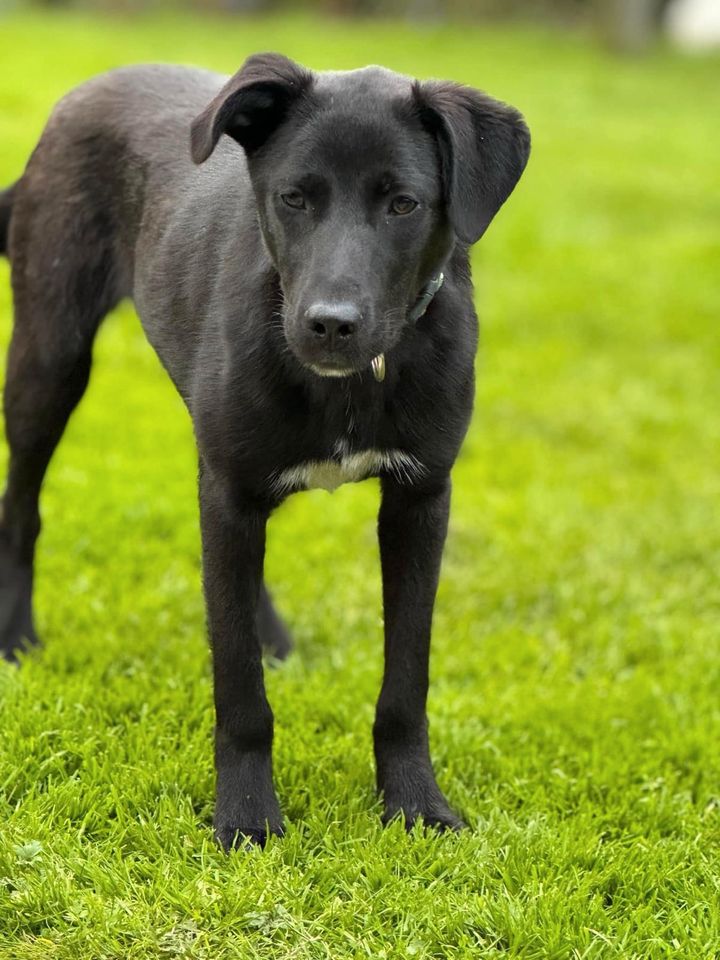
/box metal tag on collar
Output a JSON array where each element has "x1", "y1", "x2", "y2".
[{"x1": 371, "y1": 354, "x2": 385, "y2": 382}]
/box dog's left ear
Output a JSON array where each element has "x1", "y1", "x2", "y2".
[
  {"x1": 414, "y1": 81, "x2": 530, "y2": 244},
  {"x1": 191, "y1": 52, "x2": 313, "y2": 164}
]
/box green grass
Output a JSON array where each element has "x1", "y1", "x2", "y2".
[{"x1": 1, "y1": 10, "x2": 719, "y2": 958}]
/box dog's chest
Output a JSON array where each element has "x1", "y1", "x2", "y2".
[{"x1": 272, "y1": 441, "x2": 423, "y2": 494}]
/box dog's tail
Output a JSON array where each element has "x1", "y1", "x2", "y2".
[{"x1": 0, "y1": 182, "x2": 18, "y2": 258}]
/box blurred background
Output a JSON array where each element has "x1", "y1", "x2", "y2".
[{"x1": 3, "y1": 0, "x2": 720, "y2": 50}]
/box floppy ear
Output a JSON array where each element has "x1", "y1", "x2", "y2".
[
  {"x1": 414, "y1": 81, "x2": 530, "y2": 244},
  {"x1": 190, "y1": 52, "x2": 313, "y2": 164}
]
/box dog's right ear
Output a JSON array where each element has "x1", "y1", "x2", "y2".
[
  {"x1": 190, "y1": 52, "x2": 313, "y2": 164},
  {"x1": 413, "y1": 80, "x2": 530, "y2": 245}
]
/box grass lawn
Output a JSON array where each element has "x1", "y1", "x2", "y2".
[{"x1": 1, "y1": 10, "x2": 719, "y2": 958}]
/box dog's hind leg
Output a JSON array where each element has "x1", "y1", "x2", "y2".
[{"x1": 0, "y1": 179, "x2": 120, "y2": 661}]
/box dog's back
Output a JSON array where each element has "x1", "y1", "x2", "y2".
[{"x1": 4, "y1": 66, "x2": 231, "y2": 294}]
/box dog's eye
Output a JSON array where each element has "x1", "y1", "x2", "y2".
[
  {"x1": 281, "y1": 191, "x2": 306, "y2": 210},
  {"x1": 389, "y1": 196, "x2": 418, "y2": 216}
]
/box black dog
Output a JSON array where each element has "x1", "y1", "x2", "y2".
[{"x1": 0, "y1": 53, "x2": 529, "y2": 848}]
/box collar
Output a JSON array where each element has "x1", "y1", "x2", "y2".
[
  {"x1": 370, "y1": 272, "x2": 446, "y2": 382},
  {"x1": 408, "y1": 272, "x2": 445, "y2": 324}
]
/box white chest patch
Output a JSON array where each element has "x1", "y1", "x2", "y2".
[{"x1": 272, "y1": 444, "x2": 425, "y2": 494}]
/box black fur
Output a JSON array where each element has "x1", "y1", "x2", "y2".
[
  {"x1": 0, "y1": 54, "x2": 529, "y2": 848},
  {"x1": 0, "y1": 183, "x2": 16, "y2": 255}
]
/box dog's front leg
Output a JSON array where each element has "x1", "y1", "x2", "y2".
[
  {"x1": 199, "y1": 461, "x2": 283, "y2": 850},
  {"x1": 374, "y1": 476, "x2": 465, "y2": 832}
]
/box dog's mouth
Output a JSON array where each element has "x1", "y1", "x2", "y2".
[
  {"x1": 307, "y1": 361, "x2": 357, "y2": 379},
  {"x1": 305, "y1": 353, "x2": 385, "y2": 381}
]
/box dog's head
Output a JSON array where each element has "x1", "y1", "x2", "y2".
[{"x1": 191, "y1": 53, "x2": 530, "y2": 379}]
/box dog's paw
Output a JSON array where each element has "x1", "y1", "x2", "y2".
[
  {"x1": 0, "y1": 541, "x2": 38, "y2": 664},
  {"x1": 379, "y1": 766, "x2": 466, "y2": 835},
  {"x1": 257, "y1": 588, "x2": 293, "y2": 662},
  {"x1": 0, "y1": 626, "x2": 38, "y2": 664},
  {"x1": 261, "y1": 621, "x2": 293, "y2": 663},
  {"x1": 213, "y1": 751, "x2": 285, "y2": 852},
  {"x1": 213, "y1": 787, "x2": 285, "y2": 851},
  {"x1": 214, "y1": 818, "x2": 285, "y2": 852},
  {"x1": 382, "y1": 799, "x2": 467, "y2": 834}
]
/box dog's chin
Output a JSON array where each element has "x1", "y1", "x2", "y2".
[
  {"x1": 287, "y1": 340, "x2": 384, "y2": 380},
  {"x1": 291, "y1": 350, "x2": 369, "y2": 379},
  {"x1": 306, "y1": 362, "x2": 357, "y2": 379}
]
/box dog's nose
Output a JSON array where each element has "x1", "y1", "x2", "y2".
[{"x1": 304, "y1": 302, "x2": 361, "y2": 347}]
